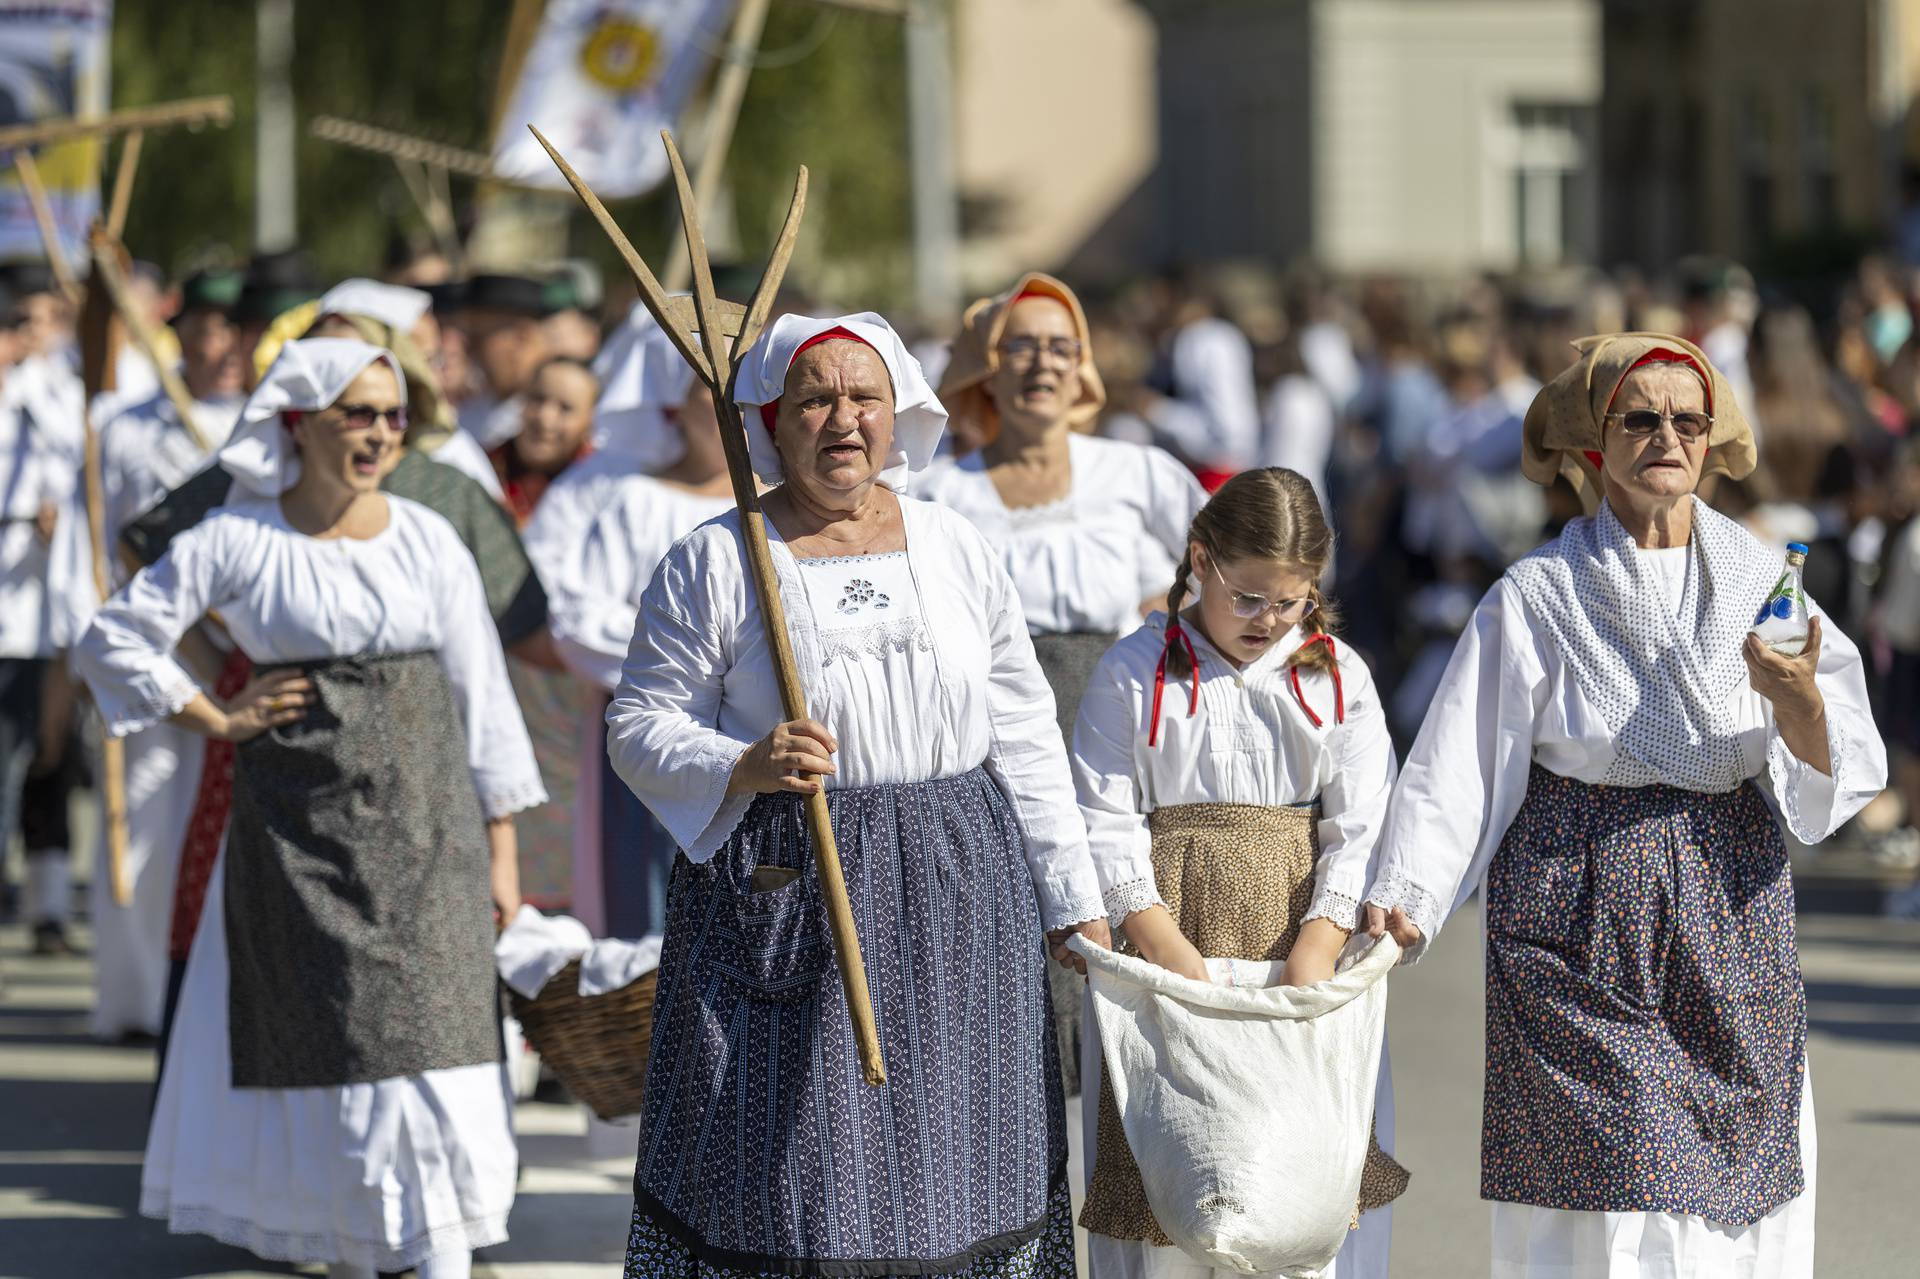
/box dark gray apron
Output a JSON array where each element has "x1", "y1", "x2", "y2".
[{"x1": 225, "y1": 651, "x2": 500, "y2": 1088}]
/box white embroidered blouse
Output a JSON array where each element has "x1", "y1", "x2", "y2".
[
  {"x1": 73, "y1": 496, "x2": 546, "y2": 821},
  {"x1": 605, "y1": 496, "x2": 1105, "y2": 930},
  {"x1": 1365, "y1": 501, "x2": 1886, "y2": 958},
  {"x1": 917, "y1": 433, "x2": 1207, "y2": 635},
  {"x1": 1072, "y1": 614, "x2": 1396, "y2": 933}
]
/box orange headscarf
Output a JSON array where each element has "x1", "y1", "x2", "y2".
[{"x1": 937, "y1": 272, "x2": 1106, "y2": 449}]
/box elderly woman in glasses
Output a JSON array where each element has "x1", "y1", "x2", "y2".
[
  {"x1": 923, "y1": 274, "x2": 1207, "y2": 745},
  {"x1": 75, "y1": 339, "x2": 544, "y2": 1279},
  {"x1": 1363, "y1": 333, "x2": 1886, "y2": 1277}
]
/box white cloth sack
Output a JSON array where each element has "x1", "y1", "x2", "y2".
[
  {"x1": 1072, "y1": 934, "x2": 1400, "y2": 1277},
  {"x1": 493, "y1": 905, "x2": 663, "y2": 998}
]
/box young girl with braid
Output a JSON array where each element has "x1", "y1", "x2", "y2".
[{"x1": 1070, "y1": 467, "x2": 1407, "y2": 1279}]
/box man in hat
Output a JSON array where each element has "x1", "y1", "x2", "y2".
[
  {"x1": 233, "y1": 249, "x2": 321, "y2": 380},
  {"x1": 44, "y1": 267, "x2": 251, "y2": 1032},
  {"x1": 453, "y1": 273, "x2": 554, "y2": 449}
]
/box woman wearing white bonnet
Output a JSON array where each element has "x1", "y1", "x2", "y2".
[
  {"x1": 74, "y1": 337, "x2": 545, "y2": 1279},
  {"x1": 606, "y1": 312, "x2": 1109, "y2": 1275},
  {"x1": 1362, "y1": 333, "x2": 1886, "y2": 1277},
  {"x1": 523, "y1": 303, "x2": 734, "y2": 937}
]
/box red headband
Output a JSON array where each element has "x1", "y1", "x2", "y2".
[
  {"x1": 1585, "y1": 348, "x2": 1711, "y2": 473},
  {"x1": 756, "y1": 326, "x2": 876, "y2": 435}
]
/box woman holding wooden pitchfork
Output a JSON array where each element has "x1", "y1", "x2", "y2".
[{"x1": 607, "y1": 311, "x2": 1110, "y2": 1278}]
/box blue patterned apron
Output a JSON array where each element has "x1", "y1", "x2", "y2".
[
  {"x1": 1481, "y1": 765, "x2": 1806, "y2": 1225},
  {"x1": 631, "y1": 767, "x2": 1068, "y2": 1276}
]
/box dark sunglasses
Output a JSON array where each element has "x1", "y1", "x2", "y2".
[
  {"x1": 331, "y1": 403, "x2": 409, "y2": 431},
  {"x1": 1604, "y1": 409, "x2": 1712, "y2": 442}
]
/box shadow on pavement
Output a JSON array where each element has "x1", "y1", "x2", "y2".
[{"x1": 1804, "y1": 979, "x2": 1920, "y2": 1047}]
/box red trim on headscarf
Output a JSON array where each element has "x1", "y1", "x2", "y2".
[
  {"x1": 757, "y1": 326, "x2": 876, "y2": 437},
  {"x1": 1194, "y1": 466, "x2": 1237, "y2": 493},
  {"x1": 1583, "y1": 449, "x2": 1604, "y2": 471},
  {"x1": 281, "y1": 410, "x2": 305, "y2": 428},
  {"x1": 1288, "y1": 633, "x2": 1344, "y2": 728},
  {"x1": 1604, "y1": 348, "x2": 1713, "y2": 416},
  {"x1": 1148, "y1": 621, "x2": 1201, "y2": 747}
]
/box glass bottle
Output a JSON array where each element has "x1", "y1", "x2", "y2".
[{"x1": 1750, "y1": 542, "x2": 1811, "y2": 657}]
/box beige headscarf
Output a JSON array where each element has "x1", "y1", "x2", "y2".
[
  {"x1": 1523, "y1": 331, "x2": 1756, "y2": 508},
  {"x1": 938, "y1": 271, "x2": 1106, "y2": 449}
]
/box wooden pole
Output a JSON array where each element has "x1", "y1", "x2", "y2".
[
  {"x1": 76, "y1": 227, "x2": 131, "y2": 907},
  {"x1": 105, "y1": 129, "x2": 144, "y2": 238},
  {"x1": 89, "y1": 237, "x2": 213, "y2": 454},
  {"x1": 531, "y1": 125, "x2": 886, "y2": 1087},
  {"x1": 663, "y1": 0, "x2": 774, "y2": 292},
  {"x1": 11, "y1": 151, "x2": 83, "y2": 306},
  {"x1": 0, "y1": 96, "x2": 231, "y2": 152}
]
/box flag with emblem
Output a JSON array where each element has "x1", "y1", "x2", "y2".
[{"x1": 491, "y1": 0, "x2": 734, "y2": 198}]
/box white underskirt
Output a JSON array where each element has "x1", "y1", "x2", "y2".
[
  {"x1": 90, "y1": 723, "x2": 198, "y2": 1039},
  {"x1": 1489, "y1": 1069, "x2": 1818, "y2": 1279},
  {"x1": 1078, "y1": 988, "x2": 1394, "y2": 1279},
  {"x1": 142, "y1": 849, "x2": 519, "y2": 1271}
]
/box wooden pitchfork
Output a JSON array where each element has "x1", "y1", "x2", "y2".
[{"x1": 529, "y1": 125, "x2": 886, "y2": 1087}]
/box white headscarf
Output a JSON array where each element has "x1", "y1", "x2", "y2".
[
  {"x1": 316, "y1": 279, "x2": 432, "y2": 335},
  {"x1": 731, "y1": 312, "x2": 946, "y2": 492},
  {"x1": 590, "y1": 301, "x2": 698, "y2": 471},
  {"x1": 219, "y1": 337, "x2": 406, "y2": 497}
]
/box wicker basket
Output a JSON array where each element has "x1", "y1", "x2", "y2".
[{"x1": 508, "y1": 959, "x2": 659, "y2": 1121}]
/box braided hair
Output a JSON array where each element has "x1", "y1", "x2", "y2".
[{"x1": 1162, "y1": 467, "x2": 1340, "y2": 682}]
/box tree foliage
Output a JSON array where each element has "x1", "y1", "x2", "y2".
[{"x1": 106, "y1": 1, "x2": 912, "y2": 308}]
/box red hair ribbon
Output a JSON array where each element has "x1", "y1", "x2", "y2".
[
  {"x1": 1147, "y1": 621, "x2": 1201, "y2": 747},
  {"x1": 1288, "y1": 632, "x2": 1345, "y2": 728},
  {"x1": 755, "y1": 326, "x2": 875, "y2": 437}
]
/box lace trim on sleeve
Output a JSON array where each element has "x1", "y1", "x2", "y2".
[
  {"x1": 108, "y1": 667, "x2": 201, "y2": 738},
  {"x1": 1303, "y1": 885, "x2": 1363, "y2": 931},
  {"x1": 1365, "y1": 869, "x2": 1446, "y2": 963},
  {"x1": 1102, "y1": 876, "x2": 1166, "y2": 932},
  {"x1": 480, "y1": 776, "x2": 550, "y2": 822},
  {"x1": 1767, "y1": 714, "x2": 1850, "y2": 846}
]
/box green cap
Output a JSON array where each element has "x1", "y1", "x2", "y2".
[{"x1": 175, "y1": 269, "x2": 245, "y2": 319}]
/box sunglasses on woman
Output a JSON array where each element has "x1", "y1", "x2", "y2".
[
  {"x1": 332, "y1": 403, "x2": 409, "y2": 431},
  {"x1": 1210, "y1": 561, "x2": 1317, "y2": 622},
  {"x1": 1604, "y1": 409, "x2": 1712, "y2": 441}
]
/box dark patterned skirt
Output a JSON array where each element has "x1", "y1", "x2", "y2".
[
  {"x1": 627, "y1": 768, "x2": 1072, "y2": 1278},
  {"x1": 1482, "y1": 766, "x2": 1807, "y2": 1225}
]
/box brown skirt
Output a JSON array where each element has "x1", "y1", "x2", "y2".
[{"x1": 1079, "y1": 802, "x2": 1409, "y2": 1245}]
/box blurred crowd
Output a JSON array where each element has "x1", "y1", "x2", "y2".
[{"x1": 5, "y1": 233, "x2": 1919, "y2": 953}]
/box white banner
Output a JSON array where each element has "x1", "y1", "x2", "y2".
[
  {"x1": 0, "y1": 0, "x2": 111, "y2": 266},
  {"x1": 492, "y1": 0, "x2": 734, "y2": 199}
]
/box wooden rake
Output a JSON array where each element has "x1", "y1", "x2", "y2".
[{"x1": 530, "y1": 125, "x2": 886, "y2": 1087}]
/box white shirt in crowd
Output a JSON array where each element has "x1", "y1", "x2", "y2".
[
  {"x1": 74, "y1": 495, "x2": 544, "y2": 819},
  {"x1": 1259, "y1": 374, "x2": 1336, "y2": 511},
  {"x1": 49, "y1": 389, "x2": 244, "y2": 646},
  {"x1": 606, "y1": 496, "x2": 1104, "y2": 930},
  {"x1": 0, "y1": 356, "x2": 83, "y2": 659},
  {"x1": 1072, "y1": 614, "x2": 1395, "y2": 932},
  {"x1": 918, "y1": 433, "x2": 1207, "y2": 636},
  {"x1": 1166, "y1": 316, "x2": 1262, "y2": 471},
  {"x1": 537, "y1": 473, "x2": 733, "y2": 691}
]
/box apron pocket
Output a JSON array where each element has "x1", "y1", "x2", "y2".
[{"x1": 719, "y1": 871, "x2": 834, "y2": 1002}]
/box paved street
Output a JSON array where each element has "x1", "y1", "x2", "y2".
[{"x1": 2, "y1": 899, "x2": 1917, "y2": 1277}]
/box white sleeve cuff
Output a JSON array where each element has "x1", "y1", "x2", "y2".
[
  {"x1": 1363, "y1": 870, "x2": 1446, "y2": 965},
  {"x1": 1303, "y1": 885, "x2": 1363, "y2": 931},
  {"x1": 102, "y1": 662, "x2": 202, "y2": 738},
  {"x1": 1768, "y1": 716, "x2": 1849, "y2": 846},
  {"x1": 680, "y1": 735, "x2": 754, "y2": 863},
  {"x1": 1102, "y1": 876, "x2": 1166, "y2": 933}
]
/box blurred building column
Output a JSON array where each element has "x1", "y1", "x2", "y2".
[
  {"x1": 254, "y1": 0, "x2": 297, "y2": 252},
  {"x1": 907, "y1": 0, "x2": 961, "y2": 326}
]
